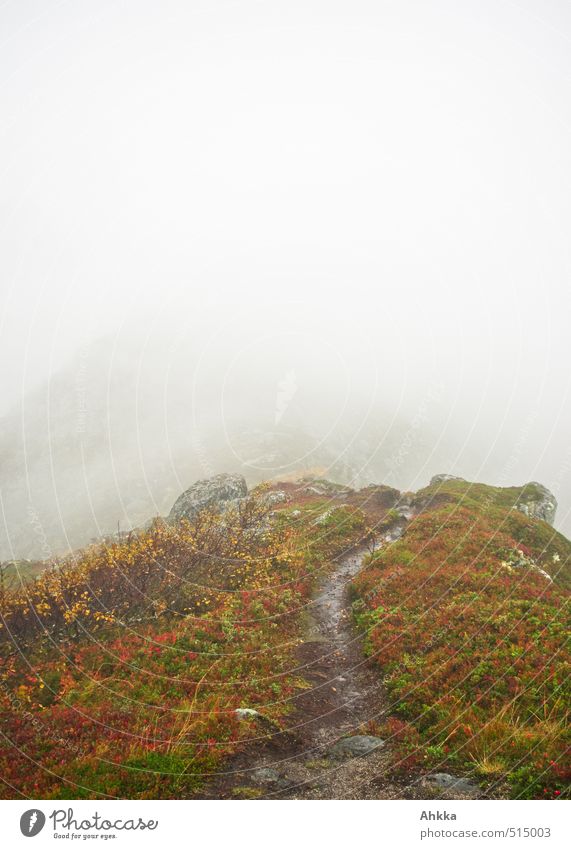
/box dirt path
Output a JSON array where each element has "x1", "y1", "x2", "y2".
[
  {"x1": 205, "y1": 505, "x2": 484, "y2": 800},
  {"x1": 209, "y1": 522, "x2": 409, "y2": 799}
]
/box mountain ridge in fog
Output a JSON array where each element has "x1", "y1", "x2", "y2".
[{"x1": 0, "y1": 331, "x2": 472, "y2": 561}]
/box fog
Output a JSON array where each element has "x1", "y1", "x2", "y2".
[{"x1": 1, "y1": 0, "x2": 571, "y2": 559}]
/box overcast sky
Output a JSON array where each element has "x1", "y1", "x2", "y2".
[{"x1": 1, "y1": 1, "x2": 571, "y2": 532}]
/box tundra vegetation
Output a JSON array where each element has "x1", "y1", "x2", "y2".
[
  {"x1": 352, "y1": 479, "x2": 570, "y2": 799},
  {"x1": 0, "y1": 478, "x2": 568, "y2": 799}
]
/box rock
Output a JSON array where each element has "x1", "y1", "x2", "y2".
[
  {"x1": 430, "y1": 474, "x2": 464, "y2": 486},
  {"x1": 264, "y1": 490, "x2": 289, "y2": 506},
  {"x1": 517, "y1": 482, "x2": 557, "y2": 525},
  {"x1": 421, "y1": 773, "x2": 480, "y2": 798},
  {"x1": 302, "y1": 479, "x2": 353, "y2": 497},
  {"x1": 234, "y1": 708, "x2": 261, "y2": 720},
  {"x1": 501, "y1": 549, "x2": 553, "y2": 583},
  {"x1": 251, "y1": 768, "x2": 281, "y2": 784},
  {"x1": 359, "y1": 484, "x2": 401, "y2": 509},
  {"x1": 385, "y1": 524, "x2": 405, "y2": 542},
  {"x1": 313, "y1": 508, "x2": 335, "y2": 526},
  {"x1": 233, "y1": 708, "x2": 283, "y2": 736},
  {"x1": 252, "y1": 769, "x2": 298, "y2": 792},
  {"x1": 168, "y1": 473, "x2": 248, "y2": 523},
  {"x1": 329, "y1": 735, "x2": 385, "y2": 758}
]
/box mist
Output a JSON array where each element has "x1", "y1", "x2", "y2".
[{"x1": 1, "y1": 0, "x2": 571, "y2": 559}]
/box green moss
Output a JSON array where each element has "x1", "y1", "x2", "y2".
[{"x1": 231, "y1": 786, "x2": 263, "y2": 799}]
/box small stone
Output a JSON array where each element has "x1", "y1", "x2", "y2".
[
  {"x1": 234, "y1": 708, "x2": 261, "y2": 720},
  {"x1": 264, "y1": 490, "x2": 289, "y2": 506},
  {"x1": 329, "y1": 735, "x2": 385, "y2": 758},
  {"x1": 251, "y1": 768, "x2": 281, "y2": 784},
  {"x1": 422, "y1": 773, "x2": 480, "y2": 797}
]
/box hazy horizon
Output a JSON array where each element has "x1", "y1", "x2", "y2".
[{"x1": 1, "y1": 0, "x2": 571, "y2": 553}]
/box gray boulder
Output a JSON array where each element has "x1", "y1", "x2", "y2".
[
  {"x1": 168, "y1": 473, "x2": 248, "y2": 523},
  {"x1": 330, "y1": 735, "x2": 385, "y2": 758},
  {"x1": 517, "y1": 482, "x2": 557, "y2": 526}
]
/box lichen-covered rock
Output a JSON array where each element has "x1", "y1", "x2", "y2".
[
  {"x1": 168, "y1": 473, "x2": 248, "y2": 523},
  {"x1": 517, "y1": 482, "x2": 557, "y2": 526},
  {"x1": 501, "y1": 547, "x2": 554, "y2": 583},
  {"x1": 430, "y1": 474, "x2": 464, "y2": 485},
  {"x1": 263, "y1": 490, "x2": 289, "y2": 506},
  {"x1": 234, "y1": 708, "x2": 261, "y2": 720},
  {"x1": 329, "y1": 735, "x2": 385, "y2": 758}
]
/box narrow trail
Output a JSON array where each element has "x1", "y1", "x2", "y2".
[{"x1": 211, "y1": 517, "x2": 411, "y2": 799}]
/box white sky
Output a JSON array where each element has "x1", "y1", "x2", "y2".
[{"x1": 1, "y1": 0, "x2": 571, "y2": 530}]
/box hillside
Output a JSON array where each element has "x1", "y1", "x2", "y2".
[
  {"x1": 352, "y1": 476, "x2": 570, "y2": 799},
  {"x1": 0, "y1": 474, "x2": 568, "y2": 800}
]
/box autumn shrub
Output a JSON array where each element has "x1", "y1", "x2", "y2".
[{"x1": 0, "y1": 490, "x2": 368, "y2": 799}]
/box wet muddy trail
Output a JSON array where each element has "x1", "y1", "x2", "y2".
[
  {"x1": 208, "y1": 521, "x2": 409, "y2": 799},
  {"x1": 294, "y1": 541, "x2": 394, "y2": 750}
]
